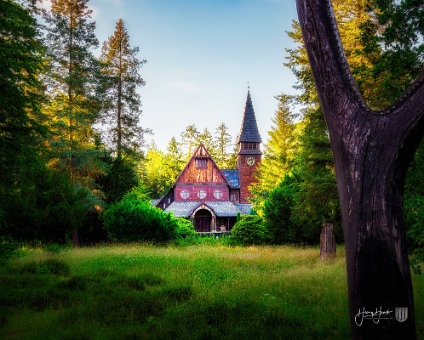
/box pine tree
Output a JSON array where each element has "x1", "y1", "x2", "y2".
[
  {"x1": 0, "y1": 0, "x2": 46, "y2": 186},
  {"x1": 197, "y1": 128, "x2": 216, "y2": 158},
  {"x1": 44, "y1": 0, "x2": 105, "y2": 187},
  {"x1": 214, "y1": 123, "x2": 232, "y2": 168},
  {"x1": 0, "y1": 0, "x2": 48, "y2": 220},
  {"x1": 275, "y1": 0, "x2": 378, "y2": 233},
  {"x1": 100, "y1": 19, "x2": 147, "y2": 157},
  {"x1": 291, "y1": 108, "x2": 342, "y2": 243},
  {"x1": 252, "y1": 95, "x2": 297, "y2": 201},
  {"x1": 181, "y1": 124, "x2": 200, "y2": 160},
  {"x1": 226, "y1": 135, "x2": 239, "y2": 170},
  {"x1": 164, "y1": 136, "x2": 184, "y2": 183}
]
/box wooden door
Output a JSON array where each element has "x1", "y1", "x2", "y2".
[{"x1": 194, "y1": 217, "x2": 211, "y2": 232}]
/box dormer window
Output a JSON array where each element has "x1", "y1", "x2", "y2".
[{"x1": 195, "y1": 158, "x2": 207, "y2": 169}]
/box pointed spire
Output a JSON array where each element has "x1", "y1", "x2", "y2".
[{"x1": 237, "y1": 89, "x2": 262, "y2": 144}]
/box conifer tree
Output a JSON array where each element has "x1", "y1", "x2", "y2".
[
  {"x1": 214, "y1": 123, "x2": 232, "y2": 168},
  {"x1": 197, "y1": 128, "x2": 216, "y2": 158},
  {"x1": 226, "y1": 136, "x2": 239, "y2": 170},
  {"x1": 0, "y1": 0, "x2": 46, "y2": 187},
  {"x1": 100, "y1": 19, "x2": 147, "y2": 158},
  {"x1": 252, "y1": 95, "x2": 297, "y2": 201},
  {"x1": 181, "y1": 124, "x2": 200, "y2": 159},
  {"x1": 164, "y1": 136, "x2": 184, "y2": 183},
  {"x1": 44, "y1": 0, "x2": 105, "y2": 186}
]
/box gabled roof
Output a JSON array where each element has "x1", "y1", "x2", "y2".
[
  {"x1": 238, "y1": 90, "x2": 262, "y2": 144},
  {"x1": 173, "y1": 143, "x2": 231, "y2": 186},
  {"x1": 220, "y1": 170, "x2": 240, "y2": 189}
]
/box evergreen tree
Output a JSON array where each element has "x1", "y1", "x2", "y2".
[
  {"x1": 164, "y1": 136, "x2": 184, "y2": 183},
  {"x1": 180, "y1": 124, "x2": 200, "y2": 159},
  {"x1": 226, "y1": 135, "x2": 239, "y2": 170},
  {"x1": 0, "y1": 0, "x2": 46, "y2": 188},
  {"x1": 44, "y1": 0, "x2": 105, "y2": 187},
  {"x1": 214, "y1": 123, "x2": 232, "y2": 168},
  {"x1": 273, "y1": 0, "x2": 378, "y2": 238},
  {"x1": 291, "y1": 108, "x2": 342, "y2": 243},
  {"x1": 197, "y1": 128, "x2": 216, "y2": 159},
  {"x1": 251, "y1": 94, "x2": 297, "y2": 213},
  {"x1": 100, "y1": 19, "x2": 147, "y2": 157}
]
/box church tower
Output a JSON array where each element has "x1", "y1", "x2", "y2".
[{"x1": 237, "y1": 90, "x2": 262, "y2": 203}]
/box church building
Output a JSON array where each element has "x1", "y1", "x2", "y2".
[{"x1": 156, "y1": 90, "x2": 262, "y2": 232}]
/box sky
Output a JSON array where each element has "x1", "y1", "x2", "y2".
[{"x1": 41, "y1": 0, "x2": 300, "y2": 151}]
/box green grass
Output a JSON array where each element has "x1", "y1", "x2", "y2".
[{"x1": 0, "y1": 244, "x2": 422, "y2": 339}]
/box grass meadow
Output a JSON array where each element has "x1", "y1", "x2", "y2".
[{"x1": 0, "y1": 244, "x2": 423, "y2": 339}]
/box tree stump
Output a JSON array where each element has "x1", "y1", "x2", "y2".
[{"x1": 320, "y1": 223, "x2": 336, "y2": 261}]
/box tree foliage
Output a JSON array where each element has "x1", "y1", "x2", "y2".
[
  {"x1": 251, "y1": 95, "x2": 298, "y2": 213},
  {"x1": 231, "y1": 215, "x2": 271, "y2": 245},
  {"x1": 0, "y1": 0, "x2": 46, "y2": 188},
  {"x1": 100, "y1": 19, "x2": 147, "y2": 157},
  {"x1": 102, "y1": 190, "x2": 178, "y2": 242},
  {"x1": 263, "y1": 174, "x2": 300, "y2": 244},
  {"x1": 1, "y1": 162, "x2": 89, "y2": 243},
  {"x1": 44, "y1": 0, "x2": 105, "y2": 187}
]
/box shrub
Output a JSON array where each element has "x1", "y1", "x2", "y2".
[
  {"x1": 231, "y1": 215, "x2": 271, "y2": 245},
  {"x1": 263, "y1": 174, "x2": 300, "y2": 244},
  {"x1": 102, "y1": 196, "x2": 178, "y2": 242},
  {"x1": 174, "y1": 218, "x2": 196, "y2": 238}
]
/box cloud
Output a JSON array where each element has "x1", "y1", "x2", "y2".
[{"x1": 169, "y1": 81, "x2": 201, "y2": 93}]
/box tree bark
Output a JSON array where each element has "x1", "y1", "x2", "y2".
[{"x1": 296, "y1": 0, "x2": 424, "y2": 338}]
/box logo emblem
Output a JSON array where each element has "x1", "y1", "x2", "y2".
[{"x1": 395, "y1": 307, "x2": 408, "y2": 322}]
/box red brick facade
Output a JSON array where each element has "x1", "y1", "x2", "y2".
[{"x1": 237, "y1": 153, "x2": 261, "y2": 203}]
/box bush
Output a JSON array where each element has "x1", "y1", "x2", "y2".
[
  {"x1": 231, "y1": 215, "x2": 271, "y2": 245},
  {"x1": 174, "y1": 218, "x2": 197, "y2": 239},
  {"x1": 263, "y1": 174, "x2": 300, "y2": 244},
  {"x1": 102, "y1": 195, "x2": 178, "y2": 243}
]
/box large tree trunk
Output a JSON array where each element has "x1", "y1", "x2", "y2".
[{"x1": 296, "y1": 0, "x2": 424, "y2": 338}]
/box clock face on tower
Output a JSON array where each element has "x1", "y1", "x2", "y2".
[{"x1": 247, "y1": 157, "x2": 255, "y2": 166}]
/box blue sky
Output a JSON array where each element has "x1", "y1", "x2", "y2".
[{"x1": 44, "y1": 0, "x2": 300, "y2": 151}]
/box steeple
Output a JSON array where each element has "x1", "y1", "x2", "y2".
[
  {"x1": 237, "y1": 90, "x2": 262, "y2": 144},
  {"x1": 237, "y1": 88, "x2": 262, "y2": 203}
]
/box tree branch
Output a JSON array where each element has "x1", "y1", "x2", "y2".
[{"x1": 296, "y1": 0, "x2": 368, "y2": 127}]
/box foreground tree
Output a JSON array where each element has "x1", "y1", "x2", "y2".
[
  {"x1": 100, "y1": 19, "x2": 146, "y2": 157},
  {"x1": 296, "y1": 0, "x2": 423, "y2": 338},
  {"x1": 0, "y1": 0, "x2": 45, "y2": 189},
  {"x1": 44, "y1": 0, "x2": 105, "y2": 187}
]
